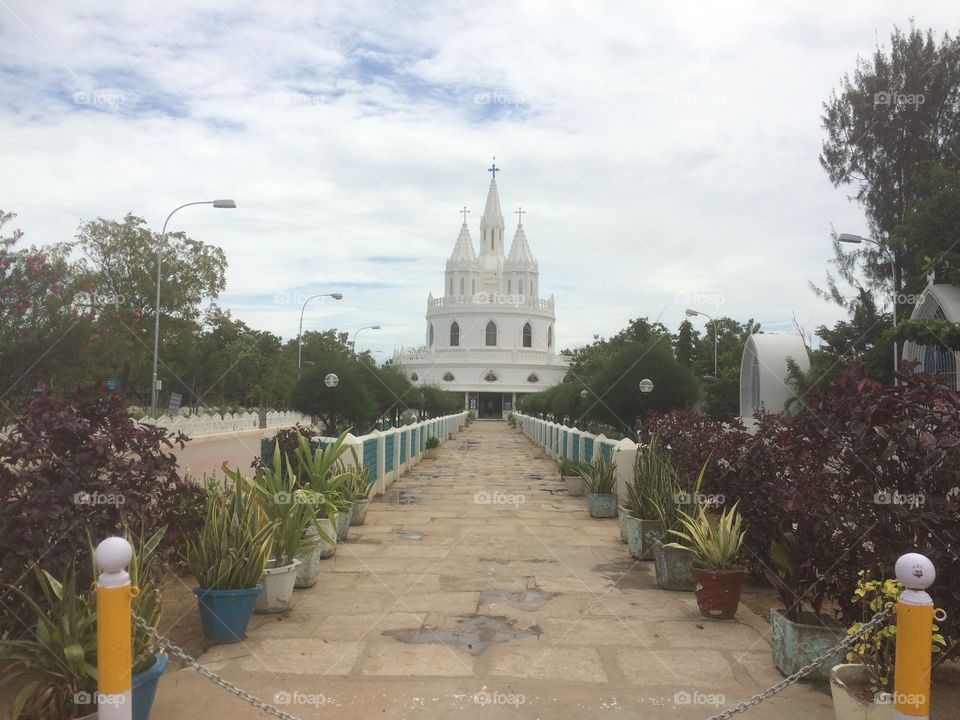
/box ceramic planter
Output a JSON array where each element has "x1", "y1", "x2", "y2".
[
  {"x1": 193, "y1": 585, "x2": 262, "y2": 643},
  {"x1": 829, "y1": 664, "x2": 893, "y2": 720},
  {"x1": 586, "y1": 493, "x2": 618, "y2": 517},
  {"x1": 316, "y1": 517, "x2": 337, "y2": 558},
  {"x1": 563, "y1": 474, "x2": 585, "y2": 496},
  {"x1": 617, "y1": 506, "x2": 630, "y2": 543},
  {"x1": 350, "y1": 497, "x2": 372, "y2": 526},
  {"x1": 336, "y1": 507, "x2": 353, "y2": 541},
  {"x1": 654, "y1": 544, "x2": 694, "y2": 591},
  {"x1": 295, "y1": 526, "x2": 322, "y2": 588},
  {"x1": 691, "y1": 566, "x2": 746, "y2": 620},
  {"x1": 625, "y1": 517, "x2": 663, "y2": 560},
  {"x1": 770, "y1": 608, "x2": 845, "y2": 680},
  {"x1": 254, "y1": 559, "x2": 302, "y2": 613},
  {"x1": 132, "y1": 651, "x2": 168, "y2": 720}
]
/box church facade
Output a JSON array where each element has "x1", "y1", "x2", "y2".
[{"x1": 396, "y1": 166, "x2": 569, "y2": 418}]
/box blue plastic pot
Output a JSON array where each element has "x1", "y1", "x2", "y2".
[
  {"x1": 132, "y1": 652, "x2": 168, "y2": 720},
  {"x1": 193, "y1": 585, "x2": 262, "y2": 643}
]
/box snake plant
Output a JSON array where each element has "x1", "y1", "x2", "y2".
[{"x1": 667, "y1": 501, "x2": 746, "y2": 571}]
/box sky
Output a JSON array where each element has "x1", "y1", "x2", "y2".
[{"x1": 2, "y1": 1, "x2": 957, "y2": 360}]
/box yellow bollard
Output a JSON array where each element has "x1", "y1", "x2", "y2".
[
  {"x1": 893, "y1": 553, "x2": 936, "y2": 720},
  {"x1": 95, "y1": 537, "x2": 134, "y2": 720}
]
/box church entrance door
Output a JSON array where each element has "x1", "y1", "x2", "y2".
[{"x1": 477, "y1": 392, "x2": 503, "y2": 419}]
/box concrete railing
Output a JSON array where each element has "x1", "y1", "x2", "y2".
[
  {"x1": 513, "y1": 412, "x2": 638, "y2": 500},
  {"x1": 263, "y1": 412, "x2": 469, "y2": 498},
  {"x1": 142, "y1": 410, "x2": 311, "y2": 437}
]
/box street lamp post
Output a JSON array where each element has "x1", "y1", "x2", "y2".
[
  {"x1": 685, "y1": 308, "x2": 717, "y2": 377},
  {"x1": 297, "y1": 292, "x2": 344, "y2": 378},
  {"x1": 151, "y1": 199, "x2": 236, "y2": 418},
  {"x1": 838, "y1": 233, "x2": 899, "y2": 382},
  {"x1": 352, "y1": 325, "x2": 382, "y2": 354}
]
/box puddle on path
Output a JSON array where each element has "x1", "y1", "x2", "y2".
[
  {"x1": 385, "y1": 490, "x2": 423, "y2": 505},
  {"x1": 392, "y1": 529, "x2": 425, "y2": 541},
  {"x1": 385, "y1": 615, "x2": 541, "y2": 655},
  {"x1": 478, "y1": 588, "x2": 557, "y2": 611},
  {"x1": 593, "y1": 560, "x2": 648, "y2": 590}
]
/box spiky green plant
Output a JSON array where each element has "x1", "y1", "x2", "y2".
[
  {"x1": 559, "y1": 458, "x2": 586, "y2": 477},
  {"x1": 667, "y1": 502, "x2": 745, "y2": 571},
  {"x1": 577, "y1": 456, "x2": 617, "y2": 494},
  {"x1": 628, "y1": 435, "x2": 680, "y2": 520},
  {"x1": 185, "y1": 477, "x2": 275, "y2": 589},
  {"x1": 124, "y1": 527, "x2": 166, "y2": 673},
  {"x1": 0, "y1": 566, "x2": 98, "y2": 719},
  {"x1": 343, "y1": 466, "x2": 372, "y2": 502},
  {"x1": 295, "y1": 431, "x2": 355, "y2": 511}
]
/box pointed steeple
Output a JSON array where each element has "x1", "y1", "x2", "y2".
[
  {"x1": 446, "y1": 221, "x2": 476, "y2": 268},
  {"x1": 480, "y1": 176, "x2": 504, "y2": 230},
  {"x1": 506, "y1": 219, "x2": 537, "y2": 270}
]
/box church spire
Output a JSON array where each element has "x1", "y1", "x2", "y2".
[
  {"x1": 506, "y1": 210, "x2": 537, "y2": 270},
  {"x1": 480, "y1": 158, "x2": 504, "y2": 232},
  {"x1": 447, "y1": 211, "x2": 476, "y2": 268}
]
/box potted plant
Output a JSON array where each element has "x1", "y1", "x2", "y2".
[
  {"x1": 581, "y1": 456, "x2": 618, "y2": 518},
  {"x1": 347, "y1": 466, "x2": 373, "y2": 526},
  {"x1": 560, "y1": 458, "x2": 586, "y2": 496},
  {"x1": 830, "y1": 573, "x2": 945, "y2": 720},
  {"x1": 653, "y1": 456, "x2": 705, "y2": 591},
  {"x1": 623, "y1": 437, "x2": 674, "y2": 560},
  {"x1": 765, "y1": 531, "x2": 846, "y2": 680},
  {"x1": 293, "y1": 488, "x2": 338, "y2": 588},
  {"x1": 425, "y1": 435, "x2": 440, "y2": 458},
  {"x1": 0, "y1": 566, "x2": 98, "y2": 719},
  {"x1": 295, "y1": 432, "x2": 354, "y2": 547},
  {"x1": 186, "y1": 478, "x2": 275, "y2": 642},
  {"x1": 241, "y1": 445, "x2": 317, "y2": 613},
  {"x1": 668, "y1": 503, "x2": 747, "y2": 619}
]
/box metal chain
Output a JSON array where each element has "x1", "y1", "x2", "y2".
[
  {"x1": 134, "y1": 605, "x2": 891, "y2": 720},
  {"x1": 701, "y1": 605, "x2": 893, "y2": 720},
  {"x1": 132, "y1": 613, "x2": 302, "y2": 720}
]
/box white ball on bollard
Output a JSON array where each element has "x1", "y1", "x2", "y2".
[
  {"x1": 94, "y1": 536, "x2": 133, "y2": 573},
  {"x1": 895, "y1": 552, "x2": 936, "y2": 590}
]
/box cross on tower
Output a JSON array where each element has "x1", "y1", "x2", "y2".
[
  {"x1": 515, "y1": 207, "x2": 525, "y2": 225},
  {"x1": 460, "y1": 206, "x2": 470, "y2": 224},
  {"x1": 487, "y1": 157, "x2": 500, "y2": 179}
]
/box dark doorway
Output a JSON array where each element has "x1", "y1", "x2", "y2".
[{"x1": 478, "y1": 392, "x2": 503, "y2": 419}]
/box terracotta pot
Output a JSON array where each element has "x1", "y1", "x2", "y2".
[
  {"x1": 829, "y1": 664, "x2": 894, "y2": 720},
  {"x1": 691, "y1": 566, "x2": 746, "y2": 620}
]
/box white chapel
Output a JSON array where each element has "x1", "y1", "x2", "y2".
[{"x1": 396, "y1": 164, "x2": 569, "y2": 418}]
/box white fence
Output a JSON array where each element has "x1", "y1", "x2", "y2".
[
  {"x1": 143, "y1": 410, "x2": 311, "y2": 437},
  {"x1": 514, "y1": 413, "x2": 638, "y2": 500}
]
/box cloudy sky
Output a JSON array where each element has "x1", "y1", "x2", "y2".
[{"x1": 2, "y1": 1, "x2": 956, "y2": 358}]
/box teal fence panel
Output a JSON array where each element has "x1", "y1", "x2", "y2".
[
  {"x1": 384, "y1": 434, "x2": 395, "y2": 473},
  {"x1": 601, "y1": 443, "x2": 613, "y2": 462},
  {"x1": 584, "y1": 439, "x2": 594, "y2": 462},
  {"x1": 562, "y1": 431, "x2": 568, "y2": 458},
  {"x1": 362, "y1": 438, "x2": 378, "y2": 485},
  {"x1": 400, "y1": 430, "x2": 408, "y2": 463},
  {"x1": 571, "y1": 433, "x2": 580, "y2": 461}
]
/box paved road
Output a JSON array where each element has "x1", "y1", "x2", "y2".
[
  {"x1": 174, "y1": 430, "x2": 275, "y2": 480},
  {"x1": 153, "y1": 421, "x2": 830, "y2": 719}
]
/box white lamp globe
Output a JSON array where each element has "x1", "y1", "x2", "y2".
[
  {"x1": 324, "y1": 373, "x2": 340, "y2": 388},
  {"x1": 639, "y1": 379, "x2": 654, "y2": 394},
  {"x1": 94, "y1": 536, "x2": 133, "y2": 573}
]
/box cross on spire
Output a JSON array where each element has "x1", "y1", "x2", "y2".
[
  {"x1": 487, "y1": 157, "x2": 500, "y2": 179},
  {"x1": 515, "y1": 206, "x2": 525, "y2": 226},
  {"x1": 460, "y1": 206, "x2": 470, "y2": 224}
]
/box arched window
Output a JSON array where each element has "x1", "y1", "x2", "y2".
[
  {"x1": 459, "y1": 277, "x2": 465, "y2": 295},
  {"x1": 485, "y1": 320, "x2": 497, "y2": 346},
  {"x1": 547, "y1": 324, "x2": 553, "y2": 348},
  {"x1": 450, "y1": 321, "x2": 460, "y2": 347},
  {"x1": 522, "y1": 322, "x2": 532, "y2": 348},
  {"x1": 428, "y1": 323, "x2": 434, "y2": 347},
  {"x1": 442, "y1": 371, "x2": 455, "y2": 382},
  {"x1": 518, "y1": 279, "x2": 524, "y2": 295},
  {"x1": 448, "y1": 278, "x2": 453, "y2": 295},
  {"x1": 527, "y1": 372, "x2": 539, "y2": 383},
  {"x1": 471, "y1": 279, "x2": 476, "y2": 294},
  {"x1": 507, "y1": 279, "x2": 512, "y2": 294},
  {"x1": 410, "y1": 372, "x2": 419, "y2": 382}
]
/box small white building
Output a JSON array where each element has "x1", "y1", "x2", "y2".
[
  {"x1": 901, "y1": 283, "x2": 960, "y2": 389},
  {"x1": 396, "y1": 167, "x2": 569, "y2": 418},
  {"x1": 739, "y1": 333, "x2": 810, "y2": 421}
]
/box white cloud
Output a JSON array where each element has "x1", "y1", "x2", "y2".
[{"x1": 1, "y1": 0, "x2": 954, "y2": 359}]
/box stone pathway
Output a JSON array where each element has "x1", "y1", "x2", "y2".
[{"x1": 152, "y1": 421, "x2": 831, "y2": 719}]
